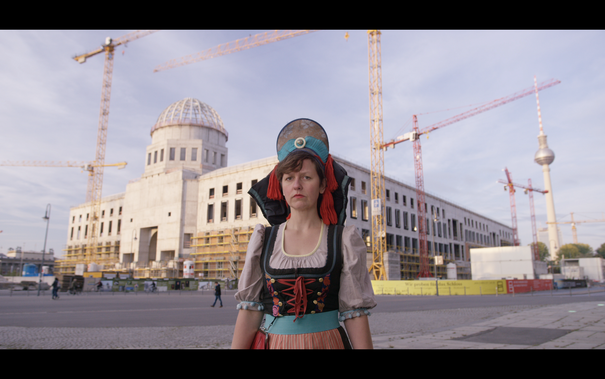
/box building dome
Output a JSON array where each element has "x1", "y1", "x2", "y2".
[{"x1": 150, "y1": 98, "x2": 228, "y2": 140}]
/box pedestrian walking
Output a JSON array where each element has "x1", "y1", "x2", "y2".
[
  {"x1": 51, "y1": 277, "x2": 60, "y2": 300},
  {"x1": 211, "y1": 281, "x2": 223, "y2": 307}
]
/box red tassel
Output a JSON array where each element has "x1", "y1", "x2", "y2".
[
  {"x1": 267, "y1": 166, "x2": 283, "y2": 201},
  {"x1": 319, "y1": 155, "x2": 339, "y2": 225},
  {"x1": 320, "y1": 191, "x2": 337, "y2": 225},
  {"x1": 325, "y1": 155, "x2": 338, "y2": 192}
]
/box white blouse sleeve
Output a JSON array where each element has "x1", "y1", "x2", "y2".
[
  {"x1": 234, "y1": 224, "x2": 266, "y2": 311},
  {"x1": 338, "y1": 225, "x2": 377, "y2": 316}
]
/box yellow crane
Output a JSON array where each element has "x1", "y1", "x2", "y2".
[
  {"x1": 73, "y1": 30, "x2": 156, "y2": 264},
  {"x1": 547, "y1": 212, "x2": 605, "y2": 244},
  {"x1": 154, "y1": 30, "x2": 388, "y2": 280}
]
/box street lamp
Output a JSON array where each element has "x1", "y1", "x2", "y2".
[
  {"x1": 432, "y1": 210, "x2": 440, "y2": 296},
  {"x1": 38, "y1": 204, "x2": 51, "y2": 296}
]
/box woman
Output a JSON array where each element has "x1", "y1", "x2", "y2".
[{"x1": 231, "y1": 118, "x2": 376, "y2": 349}]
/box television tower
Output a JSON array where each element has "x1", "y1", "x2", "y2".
[{"x1": 533, "y1": 76, "x2": 560, "y2": 261}]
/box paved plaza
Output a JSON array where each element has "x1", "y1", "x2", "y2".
[{"x1": 1, "y1": 289, "x2": 604, "y2": 349}]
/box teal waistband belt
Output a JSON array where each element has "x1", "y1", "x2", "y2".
[{"x1": 264, "y1": 311, "x2": 340, "y2": 335}]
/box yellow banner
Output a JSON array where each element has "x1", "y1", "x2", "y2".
[{"x1": 372, "y1": 280, "x2": 507, "y2": 296}]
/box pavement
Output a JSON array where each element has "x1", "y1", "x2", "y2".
[
  {"x1": 371, "y1": 300, "x2": 605, "y2": 349},
  {"x1": 1, "y1": 289, "x2": 604, "y2": 349}
]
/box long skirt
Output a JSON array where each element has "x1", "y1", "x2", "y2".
[{"x1": 267, "y1": 326, "x2": 351, "y2": 349}]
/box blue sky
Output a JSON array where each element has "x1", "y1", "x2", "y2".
[{"x1": 1, "y1": 30, "x2": 604, "y2": 258}]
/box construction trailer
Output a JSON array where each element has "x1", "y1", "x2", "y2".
[
  {"x1": 470, "y1": 246, "x2": 548, "y2": 280},
  {"x1": 561, "y1": 257, "x2": 605, "y2": 282}
]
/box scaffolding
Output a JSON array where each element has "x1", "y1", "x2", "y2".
[
  {"x1": 57, "y1": 241, "x2": 121, "y2": 275},
  {"x1": 191, "y1": 225, "x2": 257, "y2": 281}
]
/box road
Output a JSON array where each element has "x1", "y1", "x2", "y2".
[{"x1": 2, "y1": 287, "x2": 604, "y2": 328}]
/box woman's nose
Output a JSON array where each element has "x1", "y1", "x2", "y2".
[{"x1": 292, "y1": 177, "x2": 302, "y2": 188}]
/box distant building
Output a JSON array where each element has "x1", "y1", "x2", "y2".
[
  {"x1": 1, "y1": 248, "x2": 55, "y2": 276},
  {"x1": 58, "y1": 98, "x2": 514, "y2": 280}
]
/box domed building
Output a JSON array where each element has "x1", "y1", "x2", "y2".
[{"x1": 60, "y1": 98, "x2": 515, "y2": 282}]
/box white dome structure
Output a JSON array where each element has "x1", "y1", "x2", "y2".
[{"x1": 150, "y1": 98, "x2": 228, "y2": 140}]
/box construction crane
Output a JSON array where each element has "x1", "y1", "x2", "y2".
[
  {"x1": 367, "y1": 30, "x2": 386, "y2": 280},
  {"x1": 382, "y1": 78, "x2": 561, "y2": 277},
  {"x1": 0, "y1": 160, "x2": 127, "y2": 173},
  {"x1": 153, "y1": 30, "x2": 389, "y2": 280},
  {"x1": 548, "y1": 212, "x2": 605, "y2": 244},
  {"x1": 498, "y1": 168, "x2": 548, "y2": 260},
  {"x1": 73, "y1": 30, "x2": 156, "y2": 264},
  {"x1": 153, "y1": 30, "x2": 317, "y2": 72}
]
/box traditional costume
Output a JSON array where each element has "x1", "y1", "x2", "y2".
[{"x1": 235, "y1": 118, "x2": 376, "y2": 349}]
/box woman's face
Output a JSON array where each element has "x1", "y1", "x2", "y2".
[{"x1": 281, "y1": 159, "x2": 326, "y2": 213}]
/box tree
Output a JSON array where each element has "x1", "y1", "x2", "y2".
[
  {"x1": 596, "y1": 243, "x2": 605, "y2": 259},
  {"x1": 529, "y1": 241, "x2": 549, "y2": 261},
  {"x1": 556, "y1": 243, "x2": 595, "y2": 262},
  {"x1": 572, "y1": 243, "x2": 594, "y2": 256},
  {"x1": 556, "y1": 244, "x2": 580, "y2": 262}
]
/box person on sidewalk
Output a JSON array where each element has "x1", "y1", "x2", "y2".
[
  {"x1": 212, "y1": 281, "x2": 223, "y2": 307},
  {"x1": 51, "y1": 277, "x2": 60, "y2": 300}
]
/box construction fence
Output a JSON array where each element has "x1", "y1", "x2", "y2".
[{"x1": 372, "y1": 279, "x2": 553, "y2": 296}]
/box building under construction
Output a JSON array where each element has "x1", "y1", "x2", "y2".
[{"x1": 57, "y1": 98, "x2": 514, "y2": 281}]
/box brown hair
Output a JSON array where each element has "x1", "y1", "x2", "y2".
[{"x1": 275, "y1": 149, "x2": 325, "y2": 184}]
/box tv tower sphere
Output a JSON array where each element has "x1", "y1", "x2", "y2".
[{"x1": 534, "y1": 135, "x2": 555, "y2": 166}]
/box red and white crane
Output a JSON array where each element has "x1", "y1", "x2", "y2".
[
  {"x1": 498, "y1": 169, "x2": 548, "y2": 260},
  {"x1": 382, "y1": 78, "x2": 561, "y2": 277}
]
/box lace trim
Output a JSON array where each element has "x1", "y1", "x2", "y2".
[
  {"x1": 236, "y1": 301, "x2": 264, "y2": 311},
  {"x1": 338, "y1": 309, "x2": 371, "y2": 322}
]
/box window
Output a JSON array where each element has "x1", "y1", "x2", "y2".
[
  {"x1": 403, "y1": 195, "x2": 407, "y2": 207},
  {"x1": 361, "y1": 181, "x2": 367, "y2": 195},
  {"x1": 180, "y1": 147, "x2": 186, "y2": 161},
  {"x1": 350, "y1": 178, "x2": 355, "y2": 191},
  {"x1": 209, "y1": 188, "x2": 215, "y2": 199},
  {"x1": 236, "y1": 182, "x2": 242, "y2": 194},
  {"x1": 108, "y1": 221, "x2": 112, "y2": 236},
  {"x1": 160, "y1": 148, "x2": 164, "y2": 162},
  {"x1": 411, "y1": 198, "x2": 414, "y2": 209},
  {"x1": 222, "y1": 185, "x2": 228, "y2": 196},
  {"x1": 213, "y1": 152, "x2": 217, "y2": 165},
  {"x1": 191, "y1": 148, "x2": 198, "y2": 161},
  {"x1": 386, "y1": 206, "x2": 392, "y2": 226},
  {"x1": 361, "y1": 200, "x2": 368, "y2": 221},
  {"x1": 250, "y1": 198, "x2": 258, "y2": 218},
  {"x1": 395, "y1": 209, "x2": 401, "y2": 228},
  {"x1": 184, "y1": 233, "x2": 192, "y2": 248},
  {"x1": 221, "y1": 201, "x2": 228, "y2": 221},
  {"x1": 235, "y1": 199, "x2": 242, "y2": 220},
  {"x1": 221, "y1": 154, "x2": 226, "y2": 167},
  {"x1": 403, "y1": 211, "x2": 409, "y2": 230},
  {"x1": 207, "y1": 204, "x2": 214, "y2": 223},
  {"x1": 147, "y1": 152, "x2": 151, "y2": 165},
  {"x1": 117, "y1": 219, "x2": 121, "y2": 235},
  {"x1": 395, "y1": 192, "x2": 399, "y2": 204},
  {"x1": 350, "y1": 197, "x2": 357, "y2": 218},
  {"x1": 204, "y1": 149, "x2": 209, "y2": 162},
  {"x1": 386, "y1": 189, "x2": 390, "y2": 201},
  {"x1": 169, "y1": 147, "x2": 175, "y2": 161},
  {"x1": 411, "y1": 214, "x2": 416, "y2": 231},
  {"x1": 154, "y1": 150, "x2": 158, "y2": 163},
  {"x1": 361, "y1": 229, "x2": 371, "y2": 247}
]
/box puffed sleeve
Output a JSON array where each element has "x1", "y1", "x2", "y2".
[
  {"x1": 234, "y1": 224, "x2": 266, "y2": 311},
  {"x1": 338, "y1": 225, "x2": 377, "y2": 319}
]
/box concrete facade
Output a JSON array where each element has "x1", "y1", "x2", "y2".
[{"x1": 62, "y1": 97, "x2": 514, "y2": 280}]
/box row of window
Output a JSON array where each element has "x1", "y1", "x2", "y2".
[
  {"x1": 72, "y1": 207, "x2": 122, "y2": 224},
  {"x1": 147, "y1": 147, "x2": 226, "y2": 166},
  {"x1": 70, "y1": 219, "x2": 122, "y2": 240}
]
